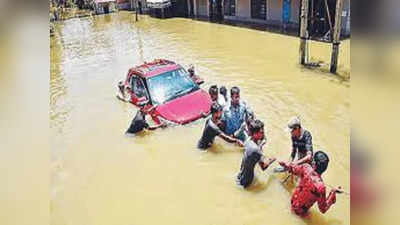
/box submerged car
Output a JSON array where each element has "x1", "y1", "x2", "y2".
[{"x1": 117, "y1": 59, "x2": 211, "y2": 125}]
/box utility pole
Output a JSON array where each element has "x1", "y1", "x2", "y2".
[
  {"x1": 299, "y1": 0, "x2": 310, "y2": 65},
  {"x1": 135, "y1": 0, "x2": 139, "y2": 21},
  {"x1": 330, "y1": 0, "x2": 344, "y2": 73}
]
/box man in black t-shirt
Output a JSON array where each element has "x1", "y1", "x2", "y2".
[
  {"x1": 287, "y1": 117, "x2": 313, "y2": 165},
  {"x1": 125, "y1": 105, "x2": 166, "y2": 136},
  {"x1": 198, "y1": 102, "x2": 243, "y2": 150}
]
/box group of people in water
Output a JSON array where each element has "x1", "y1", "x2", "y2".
[{"x1": 125, "y1": 84, "x2": 344, "y2": 218}]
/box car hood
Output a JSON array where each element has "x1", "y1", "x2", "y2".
[{"x1": 156, "y1": 89, "x2": 211, "y2": 124}]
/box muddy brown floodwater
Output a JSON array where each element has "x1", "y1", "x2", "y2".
[{"x1": 50, "y1": 11, "x2": 349, "y2": 225}]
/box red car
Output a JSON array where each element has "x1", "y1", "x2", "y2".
[{"x1": 117, "y1": 59, "x2": 211, "y2": 125}]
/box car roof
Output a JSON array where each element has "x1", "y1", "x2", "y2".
[{"x1": 128, "y1": 59, "x2": 181, "y2": 79}]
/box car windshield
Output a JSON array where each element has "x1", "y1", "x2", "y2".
[{"x1": 147, "y1": 68, "x2": 199, "y2": 105}]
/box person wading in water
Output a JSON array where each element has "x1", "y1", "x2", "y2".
[
  {"x1": 188, "y1": 65, "x2": 204, "y2": 85},
  {"x1": 279, "y1": 151, "x2": 344, "y2": 217},
  {"x1": 274, "y1": 117, "x2": 314, "y2": 177},
  {"x1": 125, "y1": 104, "x2": 166, "y2": 136},
  {"x1": 198, "y1": 102, "x2": 244, "y2": 150},
  {"x1": 236, "y1": 119, "x2": 276, "y2": 188},
  {"x1": 209, "y1": 85, "x2": 226, "y2": 107},
  {"x1": 223, "y1": 86, "x2": 251, "y2": 142},
  {"x1": 288, "y1": 116, "x2": 313, "y2": 165}
]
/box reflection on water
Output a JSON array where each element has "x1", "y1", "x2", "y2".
[{"x1": 51, "y1": 12, "x2": 349, "y2": 225}]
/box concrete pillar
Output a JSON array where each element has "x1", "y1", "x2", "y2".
[
  {"x1": 194, "y1": 0, "x2": 197, "y2": 16},
  {"x1": 235, "y1": 0, "x2": 238, "y2": 16},
  {"x1": 187, "y1": 0, "x2": 191, "y2": 16},
  {"x1": 207, "y1": 0, "x2": 210, "y2": 18},
  {"x1": 330, "y1": 0, "x2": 344, "y2": 73},
  {"x1": 299, "y1": 0, "x2": 309, "y2": 65},
  {"x1": 221, "y1": 0, "x2": 224, "y2": 18}
]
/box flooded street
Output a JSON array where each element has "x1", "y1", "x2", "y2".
[{"x1": 51, "y1": 11, "x2": 349, "y2": 225}]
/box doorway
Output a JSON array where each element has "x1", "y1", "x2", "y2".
[{"x1": 104, "y1": 5, "x2": 110, "y2": 14}]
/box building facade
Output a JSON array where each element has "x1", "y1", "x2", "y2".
[
  {"x1": 91, "y1": 0, "x2": 118, "y2": 14},
  {"x1": 190, "y1": 0, "x2": 350, "y2": 36},
  {"x1": 117, "y1": 0, "x2": 132, "y2": 9},
  {"x1": 130, "y1": 0, "x2": 148, "y2": 13}
]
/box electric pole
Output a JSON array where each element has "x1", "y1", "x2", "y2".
[
  {"x1": 299, "y1": 0, "x2": 310, "y2": 65},
  {"x1": 135, "y1": 0, "x2": 139, "y2": 21},
  {"x1": 330, "y1": 0, "x2": 344, "y2": 73}
]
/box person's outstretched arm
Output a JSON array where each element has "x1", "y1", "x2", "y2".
[
  {"x1": 201, "y1": 111, "x2": 211, "y2": 118},
  {"x1": 259, "y1": 157, "x2": 276, "y2": 171},
  {"x1": 147, "y1": 122, "x2": 167, "y2": 130},
  {"x1": 317, "y1": 187, "x2": 337, "y2": 214},
  {"x1": 233, "y1": 121, "x2": 246, "y2": 137},
  {"x1": 292, "y1": 150, "x2": 313, "y2": 165},
  {"x1": 279, "y1": 162, "x2": 304, "y2": 177},
  {"x1": 218, "y1": 133, "x2": 244, "y2": 147}
]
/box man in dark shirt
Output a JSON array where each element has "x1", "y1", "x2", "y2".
[
  {"x1": 236, "y1": 119, "x2": 276, "y2": 188},
  {"x1": 125, "y1": 105, "x2": 166, "y2": 136},
  {"x1": 287, "y1": 117, "x2": 313, "y2": 165},
  {"x1": 198, "y1": 102, "x2": 243, "y2": 150}
]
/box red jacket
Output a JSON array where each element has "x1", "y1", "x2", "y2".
[{"x1": 287, "y1": 164, "x2": 336, "y2": 217}]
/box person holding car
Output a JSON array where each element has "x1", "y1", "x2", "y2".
[
  {"x1": 188, "y1": 65, "x2": 204, "y2": 85},
  {"x1": 198, "y1": 102, "x2": 244, "y2": 150},
  {"x1": 222, "y1": 86, "x2": 251, "y2": 142},
  {"x1": 125, "y1": 104, "x2": 167, "y2": 136}
]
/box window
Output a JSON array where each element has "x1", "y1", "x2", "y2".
[
  {"x1": 131, "y1": 76, "x2": 148, "y2": 98},
  {"x1": 224, "y1": 0, "x2": 235, "y2": 16},
  {"x1": 251, "y1": 0, "x2": 267, "y2": 20},
  {"x1": 147, "y1": 68, "x2": 199, "y2": 105}
]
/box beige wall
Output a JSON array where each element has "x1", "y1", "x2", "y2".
[
  {"x1": 237, "y1": 0, "x2": 251, "y2": 18},
  {"x1": 290, "y1": 0, "x2": 300, "y2": 23},
  {"x1": 267, "y1": 0, "x2": 282, "y2": 21}
]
